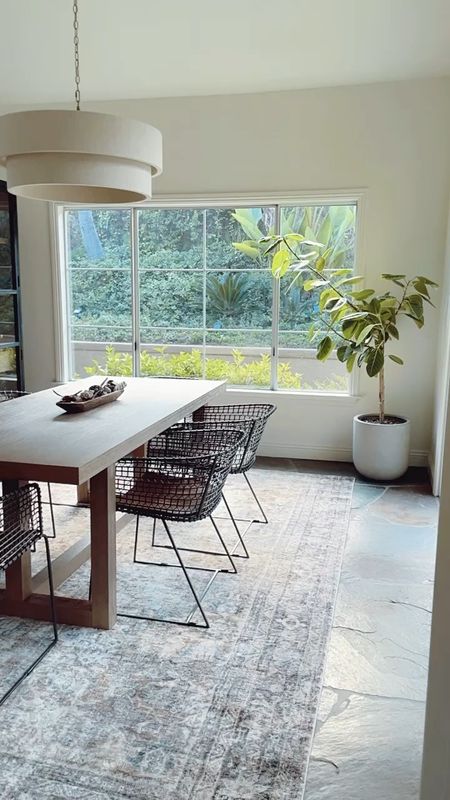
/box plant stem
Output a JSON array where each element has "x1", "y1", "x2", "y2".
[
  {"x1": 318, "y1": 314, "x2": 349, "y2": 342},
  {"x1": 396, "y1": 279, "x2": 413, "y2": 313},
  {"x1": 282, "y1": 239, "x2": 361, "y2": 312},
  {"x1": 379, "y1": 367, "x2": 385, "y2": 423}
]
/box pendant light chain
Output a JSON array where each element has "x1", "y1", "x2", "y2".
[{"x1": 73, "y1": 0, "x2": 81, "y2": 110}]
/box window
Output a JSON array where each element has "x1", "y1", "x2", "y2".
[{"x1": 62, "y1": 199, "x2": 358, "y2": 393}]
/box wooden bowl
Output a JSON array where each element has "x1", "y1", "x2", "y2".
[{"x1": 56, "y1": 388, "x2": 125, "y2": 414}]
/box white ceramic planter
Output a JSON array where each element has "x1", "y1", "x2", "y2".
[{"x1": 353, "y1": 413, "x2": 411, "y2": 480}]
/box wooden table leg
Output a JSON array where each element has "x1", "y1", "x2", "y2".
[
  {"x1": 77, "y1": 481, "x2": 90, "y2": 505},
  {"x1": 90, "y1": 466, "x2": 116, "y2": 629},
  {"x1": 3, "y1": 478, "x2": 32, "y2": 603},
  {"x1": 130, "y1": 445, "x2": 146, "y2": 457}
]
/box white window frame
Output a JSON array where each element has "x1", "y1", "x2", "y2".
[{"x1": 51, "y1": 189, "x2": 367, "y2": 397}]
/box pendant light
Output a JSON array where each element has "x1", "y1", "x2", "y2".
[{"x1": 0, "y1": 1, "x2": 162, "y2": 203}]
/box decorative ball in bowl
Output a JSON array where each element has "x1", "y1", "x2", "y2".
[{"x1": 55, "y1": 379, "x2": 127, "y2": 413}]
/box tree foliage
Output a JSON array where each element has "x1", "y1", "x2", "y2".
[{"x1": 67, "y1": 207, "x2": 274, "y2": 340}]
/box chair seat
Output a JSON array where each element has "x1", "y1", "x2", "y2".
[
  {"x1": 0, "y1": 484, "x2": 43, "y2": 570},
  {"x1": 116, "y1": 470, "x2": 206, "y2": 520}
]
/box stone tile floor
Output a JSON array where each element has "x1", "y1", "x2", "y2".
[{"x1": 292, "y1": 465, "x2": 438, "y2": 800}]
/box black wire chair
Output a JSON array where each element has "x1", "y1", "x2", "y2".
[
  {"x1": 116, "y1": 426, "x2": 245, "y2": 629},
  {"x1": 147, "y1": 421, "x2": 251, "y2": 560},
  {"x1": 0, "y1": 484, "x2": 58, "y2": 707},
  {"x1": 192, "y1": 403, "x2": 276, "y2": 526},
  {"x1": 0, "y1": 391, "x2": 56, "y2": 539}
]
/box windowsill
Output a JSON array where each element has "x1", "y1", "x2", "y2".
[
  {"x1": 226, "y1": 386, "x2": 361, "y2": 403},
  {"x1": 52, "y1": 377, "x2": 361, "y2": 403}
]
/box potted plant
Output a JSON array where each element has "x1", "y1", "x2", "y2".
[{"x1": 241, "y1": 231, "x2": 438, "y2": 480}]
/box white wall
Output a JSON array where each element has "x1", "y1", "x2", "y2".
[
  {"x1": 421, "y1": 391, "x2": 450, "y2": 798},
  {"x1": 17, "y1": 198, "x2": 56, "y2": 391},
  {"x1": 11, "y1": 77, "x2": 450, "y2": 462},
  {"x1": 430, "y1": 209, "x2": 450, "y2": 492}
]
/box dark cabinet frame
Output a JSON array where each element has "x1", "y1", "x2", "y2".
[{"x1": 0, "y1": 179, "x2": 24, "y2": 390}]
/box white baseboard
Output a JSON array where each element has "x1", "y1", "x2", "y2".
[{"x1": 258, "y1": 442, "x2": 430, "y2": 467}]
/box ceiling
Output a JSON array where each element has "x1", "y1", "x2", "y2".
[{"x1": 1, "y1": 0, "x2": 450, "y2": 105}]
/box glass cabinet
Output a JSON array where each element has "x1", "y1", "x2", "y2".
[{"x1": 0, "y1": 180, "x2": 23, "y2": 390}]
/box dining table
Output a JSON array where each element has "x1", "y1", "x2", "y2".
[{"x1": 0, "y1": 376, "x2": 225, "y2": 629}]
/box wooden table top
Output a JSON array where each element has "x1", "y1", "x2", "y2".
[{"x1": 0, "y1": 377, "x2": 225, "y2": 484}]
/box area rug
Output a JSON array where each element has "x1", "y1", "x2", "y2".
[{"x1": 0, "y1": 468, "x2": 354, "y2": 800}]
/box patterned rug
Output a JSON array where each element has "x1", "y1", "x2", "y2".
[{"x1": 0, "y1": 467, "x2": 353, "y2": 800}]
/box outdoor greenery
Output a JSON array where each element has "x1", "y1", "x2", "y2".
[
  {"x1": 68, "y1": 207, "x2": 273, "y2": 340},
  {"x1": 0, "y1": 209, "x2": 12, "y2": 291},
  {"x1": 68, "y1": 204, "x2": 357, "y2": 391},
  {"x1": 68, "y1": 204, "x2": 355, "y2": 343},
  {"x1": 84, "y1": 345, "x2": 347, "y2": 392},
  {"x1": 85, "y1": 345, "x2": 300, "y2": 388},
  {"x1": 0, "y1": 346, "x2": 16, "y2": 374}
]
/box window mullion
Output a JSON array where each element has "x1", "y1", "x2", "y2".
[
  {"x1": 63, "y1": 209, "x2": 75, "y2": 380},
  {"x1": 270, "y1": 205, "x2": 281, "y2": 391},
  {"x1": 131, "y1": 208, "x2": 140, "y2": 377},
  {"x1": 202, "y1": 209, "x2": 207, "y2": 379}
]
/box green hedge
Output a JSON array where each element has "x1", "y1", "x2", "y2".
[{"x1": 83, "y1": 346, "x2": 347, "y2": 392}]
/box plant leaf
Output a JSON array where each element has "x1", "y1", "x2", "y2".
[
  {"x1": 351, "y1": 289, "x2": 375, "y2": 300},
  {"x1": 388, "y1": 354, "x2": 404, "y2": 365},
  {"x1": 336, "y1": 345, "x2": 348, "y2": 362},
  {"x1": 303, "y1": 278, "x2": 328, "y2": 291},
  {"x1": 366, "y1": 348, "x2": 384, "y2": 377},
  {"x1": 231, "y1": 209, "x2": 262, "y2": 240},
  {"x1": 346, "y1": 353, "x2": 357, "y2": 372},
  {"x1": 284, "y1": 233, "x2": 305, "y2": 242},
  {"x1": 325, "y1": 267, "x2": 353, "y2": 277},
  {"x1": 342, "y1": 319, "x2": 359, "y2": 339},
  {"x1": 336, "y1": 275, "x2": 365, "y2": 288},
  {"x1": 232, "y1": 241, "x2": 260, "y2": 258},
  {"x1": 387, "y1": 323, "x2": 399, "y2": 339},
  {"x1": 316, "y1": 336, "x2": 333, "y2": 361},
  {"x1": 355, "y1": 323, "x2": 377, "y2": 345},
  {"x1": 379, "y1": 296, "x2": 397, "y2": 309},
  {"x1": 272, "y1": 249, "x2": 291, "y2": 278},
  {"x1": 317, "y1": 215, "x2": 332, "y2": 246},
  {"x1": 417, "y1": 276, "x2": 439, "y2": 287},
  {"x1": 315, "y1": 256, "x2": 326, "y2": 271},
  {"x1": 319, "y1": 287, "x2": 339, "y2": 312},
  {"x1": 302, "y1": 239, "x2": 325, "y2": 248},
  {"x1": 263, "y1": 239, "x2": 282, "y2": 255}
]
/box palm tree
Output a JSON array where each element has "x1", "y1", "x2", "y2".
[{"x1": 206, "y1": 273, "x2": 251, "y2": 321}]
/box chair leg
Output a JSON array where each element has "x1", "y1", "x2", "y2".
[
  {"x1": 0, "y1": 536, "x2": 58, "y2": 707},
  {"x1": 141, "y1": 516, "x2": 239, "y2": 572},
  {"x1": 47, "y1": 483, "x2": 57, "y2": 538},
  {"x1": 133, "y1": 514, "x2": 141, "y2": 563},
  {"x1": 151, "y1": 516, "x2": 238, "y2": 575},
  {"x1": 243, "y1": 471, "x2": 268, "y2": 524},
  {"x1": 44, "y1": 536, "x2": 59, "y2": 643},
  {"x1": 183, "y1": 517, "x2": 237, "y2": 624},
  {"x1": 208, "y1": 515, "x2": 237, "y2": 574},
  {"x1": 220, "y1": 491, "x2": 250, "y2": 559},
  {"x1": 119, "y1": 518, "x2": 209, "y2": 628}
]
